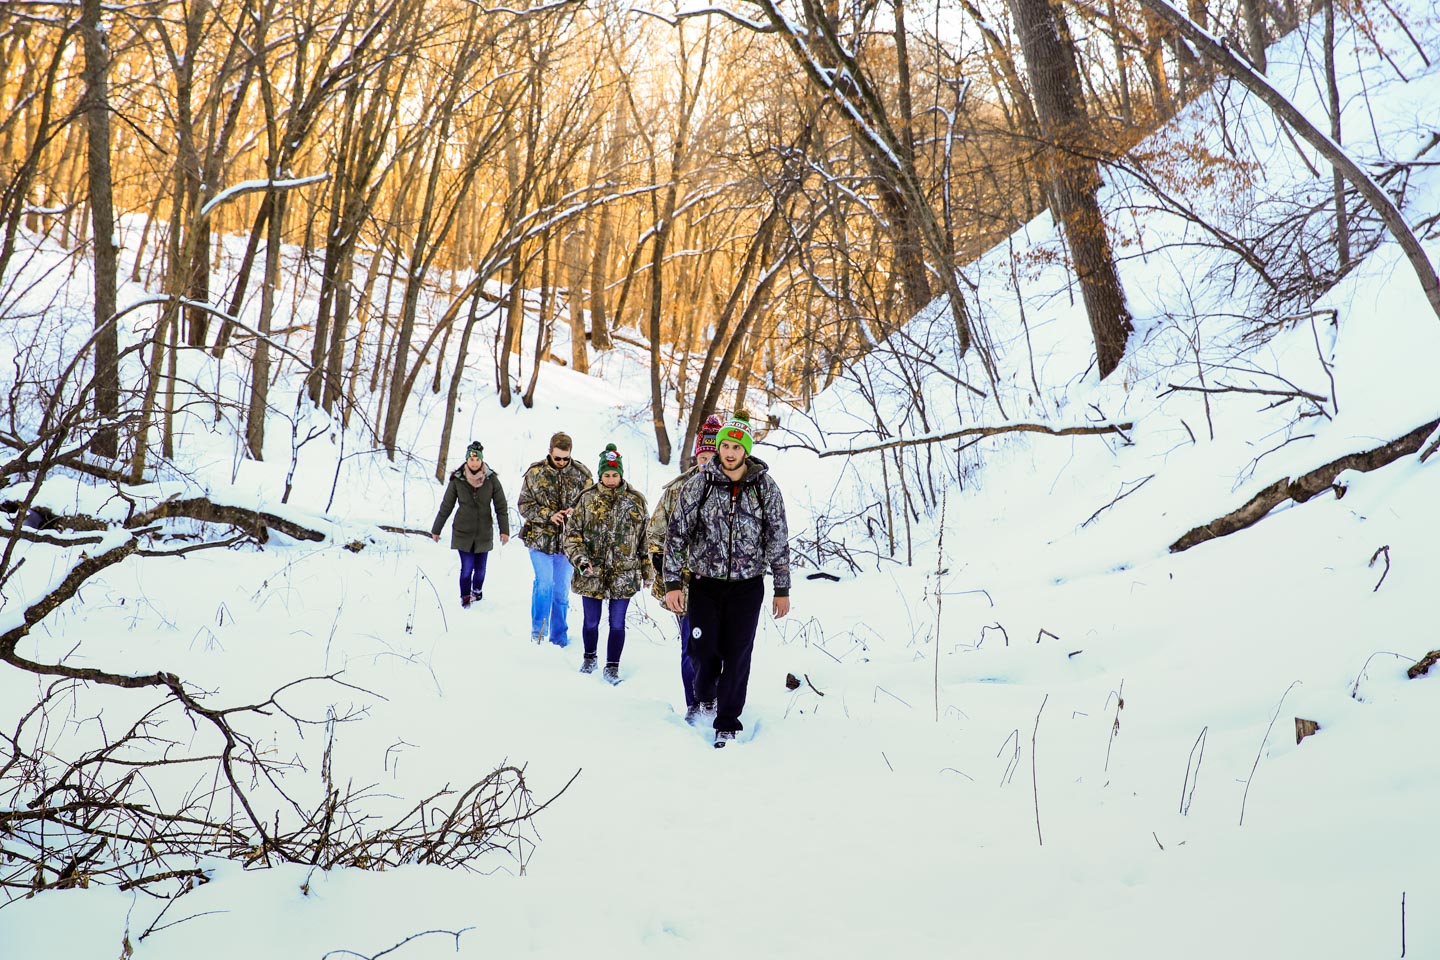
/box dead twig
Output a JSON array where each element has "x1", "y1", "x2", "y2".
[
  {"x1": 1032, "y1": 694, "x2": 1048, "y2": 847},
  {"x1": 1368, "y1": 545, "x2": 1391, "y2": 592}
]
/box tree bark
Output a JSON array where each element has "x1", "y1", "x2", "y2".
[{"x1": 1010, "y1": 0, "x2": 1134, "y2": 378}]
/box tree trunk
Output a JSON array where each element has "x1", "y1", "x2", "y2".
[
  {"x1": 246, "y1": 192, "x2": 283, "y2": 460},
  {"x1": 80, "y1": 0, "x2": 119, "y2": 459},
  {"x1": 1010, "y1": 0, "x2": 1134, "y2": 378},
  {"x1": 1241, "y1": 0, "x2": 1268, "y2": 73},
  {"x1": 565, "y1": 224, "x2": 590, "y2": 375},
  {"x1": 1323, "y1": 0, "x2": 1350, "y2": 269}
]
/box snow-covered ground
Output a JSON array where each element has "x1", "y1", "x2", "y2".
[{"x1": 2, "y1": 4, "x2": 1439, "y2": 958}]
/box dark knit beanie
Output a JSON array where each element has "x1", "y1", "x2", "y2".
[
  {"x1": 695, "y1": 414, "x2": 724, "y2": 457},
  {"x1": 598, "y1": 443, "x2": 623, "y2": 478},
  {"x1": 465, "y1": 440, "x2": 484, "y2": 459}
]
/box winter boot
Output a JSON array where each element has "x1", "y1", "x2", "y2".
[
  {"x1": 461, "y1": 594, "x2": 473, "y2": 609},
  {"x1": 683, "y1": 703, "x2": 702, "y2": 725},
  {"x1": 580, "y1": 654, "x2": 598, "y2": 674},
  {"x1": 602, "y1": 662, "x2": 621, "y2": 685},
  {"x1": 699, "y1": 699, "x2": 717, "y2": 718},
  {"x1": 714, "y1": 730, "x2": 736, "y2": 749}
]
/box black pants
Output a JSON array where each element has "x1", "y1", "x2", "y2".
[{"x1": 687, "y1": 576, "x2": 764, "y2": 733}]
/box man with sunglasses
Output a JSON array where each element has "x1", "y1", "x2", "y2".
[{"x1": 517, "y1": 431, "x2": 593, "y2": 645}]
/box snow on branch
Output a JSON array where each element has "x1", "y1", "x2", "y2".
[
  {"x1": 198, "y1": 174, "x2": 330, "y2": 219},
  {"x1": 631, "y1": 4, "x2": 775, "y2": 31},
  {"x1": 776, "y1": 420, "x2": 1134, "y2": 457}
]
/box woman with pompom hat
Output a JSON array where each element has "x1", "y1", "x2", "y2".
[
  {"x1": 563, "y1": 443, "x2": 651, "y2": 683},
  {"x1": 431, "y1": 440, "x2": 510, "y2": 608}
]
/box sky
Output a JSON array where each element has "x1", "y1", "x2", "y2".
[{"x1": 2, "y1": 3, "x2": 1438, "y2": 958}]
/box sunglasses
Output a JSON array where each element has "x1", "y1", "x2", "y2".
[{"x1": 552, "y1": 455, "x2": 571, "y2": 463}]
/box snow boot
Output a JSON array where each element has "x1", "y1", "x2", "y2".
[
  {"x1": 602, "y1": 662, "x2": 621, "y2": 685},
  {"x1": 714, "y1": 730, "x2": 736, "y2": 749},
  {"x1": 580, "y1": 654, "x2": 598, "y2": 674},
  {"x1": 683, "y1": 703, "x2": 702, "y2": 725},
  {"x1": 461, "y1": 594, "x2": 472, "y2": 609}
]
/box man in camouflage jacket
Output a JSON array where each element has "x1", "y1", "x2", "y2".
[
  {"x1": 564, "y1": 443, "x2": 649, "y2": 682},
  {"x1": 664, "y1": 414, "x2": 791, "y2": 746},
  {"x1": 647, "y1": 413, "x2": 722, "y2": 721},
  {"x1": 517, "y1": 431, "x2": 593, "y2": 645}
]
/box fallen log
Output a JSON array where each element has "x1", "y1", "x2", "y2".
[
  {"x1": 125, "y1": 497, "x2": 324, "y2": 544},
  {"x1": 1171, "y1": 418, "x2": 1440, "y2": 553}
]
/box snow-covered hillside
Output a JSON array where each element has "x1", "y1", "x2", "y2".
[{"x1": 2, "y1": 4, "x2": 1438, "y2": 958}]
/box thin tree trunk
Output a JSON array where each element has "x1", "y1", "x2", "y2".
[
  {"x1": 1323, "y1": 0, "x2": 1350, "y2": 269},
  {"x1": 246, "y1": 192, "x2": 283, "y2": 460},
  {"x1": 80, "y1": 0, "x2": 119, "y2": 459}
]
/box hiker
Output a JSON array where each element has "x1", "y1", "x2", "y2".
[
  {"x1": 647, "y1": 413, "x2": 723, "y2": 722},
  {"x1": 431, "y1": 440, "x2": 509, "y2": 609},
  {"x1": 517, "y1": 431, "x2": 593, "y2": 646},
  {"x1": 564, "y1": 444, "x2": 650, "y2": 683},
  {"x1": 663, "y1": 413, "x2": 791, "y2": 747}
]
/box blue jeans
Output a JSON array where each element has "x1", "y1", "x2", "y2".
[
  {"x1": 581, "y1": 596, "x2": 631, "y2": 662},
  {"x1": 529, "y1": 549, "x2": 573, "y2": 645},
  {"x1": 458, "y1": 550, "x2": 489, "y2": 599}
]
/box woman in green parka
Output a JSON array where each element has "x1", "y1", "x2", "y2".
[
  {"x1": 431, "y1": 440, "x2": 510, "y2": 608},
  {"x1": 563, "y1": 444, "x2": 649, "y2": 683}
]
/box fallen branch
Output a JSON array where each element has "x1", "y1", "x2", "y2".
[
  {"x1": 1407, "y1": 649, "x2": 1440, "y2": 679},
  {"x1": 126, "y1": 497, "x2": 324, "y2": 544},
  {"x1": 776, "y1": 420, "x2": 1134, "y2": 458},
  {"x1": 1171, "y1": 418, "x2": 1440, "y2": 552}
]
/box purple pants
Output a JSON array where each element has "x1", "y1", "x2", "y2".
[
  {"x1": 581, "y1": 596, "x2": 631, "y2": 663},
  {"x1": 458, "y1": 550, "x2": 489, "y2": 598}
]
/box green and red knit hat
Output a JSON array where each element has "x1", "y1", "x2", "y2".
[
  {"x1": 717, "y1": 412, "x2": 754, "y2": 457},
  {"x1": 695, "y1": 414, "x2": 725, "y2": 457},
  {"x1": 598, "y1": 443, "x2": 624, "y2": 478}
]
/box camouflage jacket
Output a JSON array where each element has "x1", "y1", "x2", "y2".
[
  {"x1": 516, "y1": 457, "x2": 593, "y2": 555},
  {"x1": 662, "y1": 456, "x2": 791, "y2": 596},
  {"x1": 645, "y1": 465, "x2": 699, "y2": 603},
  {"x1": 563, "y1": 480, "x2": 650, "y2": 599}
]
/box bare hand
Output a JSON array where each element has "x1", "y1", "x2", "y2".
[
  {"x1": 664, "y1": 589, "x2": 685, "y2": 614},
  {"x1": 773, "y1": 596, "x2": 790, "y2": 619},
  {"x1": 431, "y1": 533, "x2": 440, "y2": 542},
  {"x1": 499, "y1": 533, "x2": 509, "y2": 545},
  {"x1": 550, "y1": 511, "x2": 566, "y2": 526}
]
